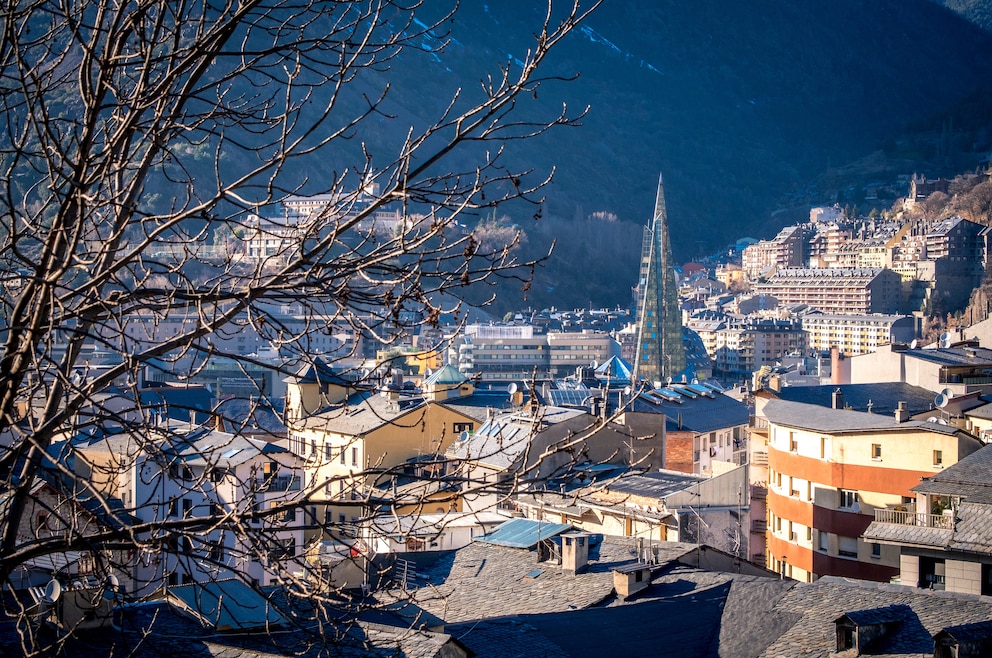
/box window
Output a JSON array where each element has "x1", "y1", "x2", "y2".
[
  {"x1": 789, "y1": 432, "x2": 797, "y2": 452},
  {"x1": 340, "y1": 448, "x2": 346, "y2": 464},
  {"x1": 820, "y1": 437, "x2": 827, "y2": 459},
  {"x1": 453, "y1": 422, "x2": 474, "y2": 434},
  {"x1": 871, "y1": 443, "x2": 882, "y2": 460},
  {"x1": 871, "y1": 542, "x2": 881, "y2": 558},
  {"x1": 352, "y1": 447, "x2": 358, "y2": 467},
  {"x1": 839, "y1": 489, "x2": 859, "y2": 510},
  {"x1": 838, "y1": 536, "x2": 859, "y2": 558},
  {"x1": 933, "y1": 450, "x2": 943, "y2": 467},
  {"x1": 168, "y1": 498, "x2": 179, "y2": 518}
]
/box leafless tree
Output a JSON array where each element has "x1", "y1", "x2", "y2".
[{"x1": 0, "y1": 0, "x2": 602, "y2": 653}]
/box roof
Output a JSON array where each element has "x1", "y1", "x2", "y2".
[
  {"x1": 446, "y1": 407, "x2": 590, "y2": 471},
  {"x1": 167, "y1": 579, "x2": 287, "y2": 631},
  {"x1": 763, "y1": 577, "x2": 992, "y2": 657},
  {"x1": 762, "y1": 398, "x2": 967, "y2": 436},
  {"x1": 904, "y1": 346, "x2": 992, "y2": 367},
  {"x1": 835, "y1": 604, "x2": 911, "y2": 626},
  {"x1": 289, "y1": 357, "x2": 356, "y2": 385},
  {"x1": 423, "y1": 364, "x2": 469, "y2": 387},
  {"x1": 599, "y1": 469, "x2": 707, "y2": 500},
  {"x1": 770, "y1": 382, "x2": 939, "y2": 416},
  {"x1": 912, "y1": 443, "x2": 992, "y2": 499},
  {"x1": 295, "y1": 391, "x2": 432, "y2": 435},
  {"x1": 627, "y1": 387, "x2": 749, "y2": 434},
  {"x1": 476, "y1": 518, "x2": 572, "y2": 548},
  {"x1": 395, "y1": 536, "x2": 698, "y2": 625},
  {"x1": 443, "y1": 561, "x2": 795, "y2": 658}
]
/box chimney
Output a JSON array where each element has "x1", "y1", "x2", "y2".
[
  {"x1": 832, "y1": 388, "x2": 845, "y2": 410},
  {"x1": 561, "y1": 532, "x2": 591, "y2": 575},
  {"x1": 830, "y1": 345, "x2": 851, "y2": 384},
  {"x1": 894, "y1": 401, "x2": 910, "y2": 423}
]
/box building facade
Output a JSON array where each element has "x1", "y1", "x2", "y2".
[{"x1": 758, "y1": 398, "x2": 982, "y2": 583}]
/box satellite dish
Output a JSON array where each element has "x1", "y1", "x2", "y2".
[
  {"x1": 937, "y1": 418, "x2": 949, "y2": 425},
  {"x1": 910, "y1": 339, "x2": 918, "y2": 349},
  {"x1": 507, "y1": 383, "x2": 518, "y2": 395},
  {"x1": 591, "y1": 360, "x2": 599, "y2": 369},
  {"x1": 666, "y1": 377, "x2": 673, "y2": 386},
  {"x1": 623, "y1": 386, "x2": 632, "y2": 397},
  {"x1": 927, "y1": 417, "x2": 939, "y2": 423},
  {"x1": 43, "y1": 579, "x2": 62, "y2": 604},
  {"x1": 692, "y1": 378, "x2": 699, "y2": 385},
  {"x1": 939, "y1": 332, "x2": 952, "y2": 348},
  {"x1": 935, "y1": 394, "x2": 948, "y2": 408},
  {"x1": 940, "y1": 388, "x2": 954, "y2": 400},
  {"x1": 103, "y1": 574, "x2": 121, "y2": 601}
]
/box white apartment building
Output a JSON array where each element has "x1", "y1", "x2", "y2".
[
  {"x1": 75, "y1": 425, "x2": 308, "y2": 594},
  {"x1": 801, "y1": 313, "x2": 916, "y2": 356}
]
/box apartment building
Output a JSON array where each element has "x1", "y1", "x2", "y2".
[
  {"x1": 753, "y1": 268, "x2": 904, "y2": 315},
  {"x1": 741, "y1": 225, "x2": 807, "y2": 281},
  {"x1": 286, "y1": 365, "x2": 491, "y2": 533},
  {"x1": 757, "y1": 397, "x2": 982, "y2": 583},
  {"x1": 800, "y1": 313, "x2": 915, "y2": 356},
  {"x1": 864, "y1": 444, "x2": 992, "y2": 595},
  {"x1": 74, "y1": 425, "x2": 308, "y2": 592},
  {"x1": 848, "y1": 344, "x2": 992, "y2": 396},
  {"x1": 713, "y1": 317, "x2": 807, "y2": 377},
  {"x1": 448, "y1": 324, "x2": 617, "y2": 382}
]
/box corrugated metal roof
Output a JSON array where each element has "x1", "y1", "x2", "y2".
[
  {"x1": 167, "y1": 579, "x2": 286, "y2": 631},
  {"x1": 476, "y1": 518, "x2": 572, "y2": 549}
]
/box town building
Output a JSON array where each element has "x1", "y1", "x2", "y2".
[
  {"x1": 73, "y1": 423, "x2": 309, "y2": 593},
  {"x1": 712, "y1": 316, "x2": 807, "y2": 377},
  {"x1": 756, "y1": 397, "x2": 983, "y2": 583},
  {"x1": 864, "y1": 444, "x2": 992, "y2": 596},
  {"x1": 741, "y1": 225, "x2": 808, "y2": 281},
  {"x1": 286, "y1": 364, "x2": 497, "y2": 534},
  {"x1": 753, "y1": 268, "x2": 904, "y2": 315},
  {"x1": 847, "y1": 343, "x2": 992, "y2": 396},
  {"x1": 620, "y1": 383, "x2": 750, "y2": 475},
  {"x1": 447, "y1": 324, "x2": 617, "y2": 382},
  {"x1": 800, "y1": 312, "x2": 916, "y2": 356}
]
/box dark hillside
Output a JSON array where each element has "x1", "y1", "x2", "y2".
[{"x1": 329, "y1": 1, "x2": 992, "y2": 310}]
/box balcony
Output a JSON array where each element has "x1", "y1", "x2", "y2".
[
  {"x1": 256, "y1": 475, "x2": 302, "y2": 493},
  {"x1": 872, "y1": 508, "x2": 953, "y2": 529}
]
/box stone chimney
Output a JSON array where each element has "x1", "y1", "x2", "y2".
[
  {"x1": 894, "y1": 401, "x2": 910, "y2": 423},
  {"x1": 561, "y1": 532, "x2": 591, "y2": 575},
  {"x1": 832, "y1": 387, "x2": 845, "y2": 410}
]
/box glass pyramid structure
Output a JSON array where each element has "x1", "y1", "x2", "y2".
[{"x1": 633, "y1": 173, "x2": 686, "y2": 384}]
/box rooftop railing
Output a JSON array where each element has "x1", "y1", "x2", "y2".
[{"x1": 873, "y1": 508, "x2": 953, "y2": 529}]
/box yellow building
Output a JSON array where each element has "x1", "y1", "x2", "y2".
[{"x1": 286, "y1": 363, "x2": 487, "y2": 536}]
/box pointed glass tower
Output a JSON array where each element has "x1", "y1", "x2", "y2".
[{"x1": 633, "y1": 173, "x2": 686, "y2": 384}]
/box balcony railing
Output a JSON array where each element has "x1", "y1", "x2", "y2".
[{"x1": 872, "y1": 508, "x2": 953, "y2": 529}]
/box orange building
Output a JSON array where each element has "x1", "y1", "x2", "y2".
[{"x1": 759, "y1": 398, "x2": 982, "y2": 582}]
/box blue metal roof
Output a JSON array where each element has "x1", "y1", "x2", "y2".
[
  {"x1": 476, "y1": 518, "x2": 572, "y2": 549},
  {"x1": 167, "y1": 579, "x2": 286, "y2": 631}
]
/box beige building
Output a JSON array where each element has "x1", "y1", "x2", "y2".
[
  {"x1": 753, "y1": 268, "x2": 904, "y2": 315},
  {"x1": 801, "y1": 313, "x2": 915, "y2": 356},
  {"x1": 865, "y1": 444, "x2": 992, "y2": 596},
  {"x1": 286, "y1": 364, "x2": 489, "y2": 535}
]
